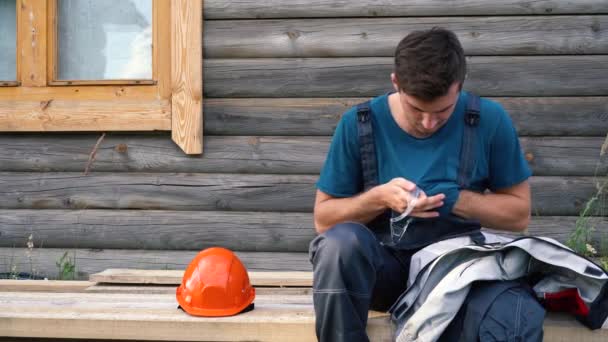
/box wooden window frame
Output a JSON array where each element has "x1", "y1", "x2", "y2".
[{"x1": 0, "y1": 0, "x2": 203, "y2": 154}]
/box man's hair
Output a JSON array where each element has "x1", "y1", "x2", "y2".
[{"x1": 394, "y1": 27, "x2": 466, "y2": 101}]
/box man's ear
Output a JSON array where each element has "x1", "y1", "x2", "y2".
[{"x1": 390, "y1": 73, "x2": 400, "y2": 92}]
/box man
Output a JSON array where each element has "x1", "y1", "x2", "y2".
[{"x1": 309, "y1": 28, "x2": 532, "y2": 342}]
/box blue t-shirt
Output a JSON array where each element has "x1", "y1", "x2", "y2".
[{"x1": 316, "y1": 91, "x2": 532, "y2": 217}]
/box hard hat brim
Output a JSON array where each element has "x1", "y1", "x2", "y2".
[{"x1": 176, "y1": 286, "x2": 256, "y2": 317}]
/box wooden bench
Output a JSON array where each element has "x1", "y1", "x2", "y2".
[{"x1": 1, "y1": 269, "x2": 607, "y2": 342}]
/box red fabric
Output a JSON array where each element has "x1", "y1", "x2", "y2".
[{"x1": 543, "y1": 288, "x2": 589, "y2": 316}]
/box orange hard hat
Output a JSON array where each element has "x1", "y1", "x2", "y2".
[{"x1": 176, "y1": 247, "x2": 255, "y2": 317}]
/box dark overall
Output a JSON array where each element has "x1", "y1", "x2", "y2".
[{"x1": 309, "y1": 94, "x2": 484, "y2": 342}]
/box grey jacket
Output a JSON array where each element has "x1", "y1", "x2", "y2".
[{"x1": 390, "y1": 233, "x2": 608, "y2": 342}]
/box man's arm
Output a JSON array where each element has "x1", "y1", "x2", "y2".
[
  {"x1": 452, "y1": 180, "x2": 531, "y2": 232},
  {"x1": 314, "y1": 178, "x2": 445, "y2": 234}
]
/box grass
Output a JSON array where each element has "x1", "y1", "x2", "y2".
[
  {"x1": 565, "y1": 133, "x2": 608, "y2": 270},
  {"x1": 56, "y1": 251, "x2": 77, "y2": 280}
]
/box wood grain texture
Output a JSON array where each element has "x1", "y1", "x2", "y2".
[
  {"x1": 0, "y1": 292, "x2": 603, "y2": 341},
  {"x1": 203, "y1": 57, "x2": 608, "y2": 97},
  {"x1": 203, "y1": 0, "x2": 608, "y2": 19},
  {"x1": 18, "y1": 0, "x2": 47, "y2": 87},
  {"x1": 0, "y1": 135, "x2": 605, "y2": 176},
  {"x1": 1, "y1": 210, "x2": 606, "y2": 252},
  {"x1": 0, "y1": 248, "x2": 312, "y2": 280},
  {"x1": 0, "y1": 209, "x2": 314, "y2": 252},
  {"x1": 0, "y1": 100, "x2": 171, "y2": 131},
  {"x1": 0, "y1": 292, "x2": 392, "y2": 341},
  {"x1": 85, "y1": 284, "x2": 313, "y2": 295},
  {"x1": 171, "y1": 0, "x2": 203, "y2": 154},
  {"x1": 90, "y1": 269, "x2": 312, "y2": 286},
  {"x1": 0, "y1": 172, "x2": 317, "y2": 212},
  {"x1": 154, "y1": 0, "x2": 172, "y2": 99},
  {"x1": 205, "y1": 16, "x2": 608, "y2": 58},
  {"x1": 0, "y1": 173, "x2": 604, "y2": 215},
  {"x1": 0, "y1": 280, "x2": 93, "y2": 292},
  {"x1": 0, "y1": 84, "x2": 159, "y2": 101},
  {"x1": 202, "y1": 97, "x2": 608, "y2": 136}
]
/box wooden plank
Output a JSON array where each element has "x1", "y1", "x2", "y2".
[
  {"x1": 0, "y1": 100, "x2": 171, "y2": 131},
  {"x1": 0, "y1": 85, "x2": 159, "y2": 101},
  {"x1": 90, "y1": 269, "x2": 312, "y2": 286},
  {"x1": 203, "y1": 0, "x2": 608, "y2": 19},
  {"x1": 85, "y1": 284, "x2": 313, "y2": 295},
  {"x1": 0, "y1": 173, "x2": 605, "y2": 215},
  {"x1": 171, "y1": 0, "x2": 203, "y2": 154},
  {"x1": 0, "y1": 292, "x2": 604, "y2": 341},
  {"x1": 0, "y1": 280, "x2": 93, "y2": 292},
  {"x1": 156, "y1": 0, "x2": 172, "y2": 99},
  {"x1": 0, "y1": 292, "x2": 391, "y2": 342},
  {"x1": 205, "y1": 16, "x2": 608, "y2": 58},
  {"x1": 0, "y1": 135, "x2": 605, "y2": 176},
  {"x1": 203, "y1": 56, "x2": 608, "y2": 97},
  {"x1": 1, "y1": 210, "x2": 606, "y2": 252},
  {"x1": 202, "y1": 97, "x2": 608, "y2": 137},
  {"x1": 47, "y1": 80, "x2": 157, "y2": 86},
  {"x1": 0, "y1": 248, "x2": 311, "y2": 280},
  {"x1": 46, "y1": 0, "x2": 57, "y2": 84},
  {"x1": 18, "y1": 0, "x2": 47, "y2": 87}
]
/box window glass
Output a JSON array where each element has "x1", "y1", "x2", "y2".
[
  {"x1": 57, "y1": 0, "x2": 153, "y2": 80},
  {"x1": 0, "y1": 0, "x2": 17, "y2": 81}
]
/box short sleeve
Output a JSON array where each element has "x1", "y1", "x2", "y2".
[
  {"x1": 316, "y1": 109, "x2": 363, "y2": 197},
  {"x1": 488, "y1": 107, "x2": 532, "y2": 191}
]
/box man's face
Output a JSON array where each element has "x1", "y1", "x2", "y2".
[{"x1": 391, "y1": 75, "x2": 461, "y2": 138}]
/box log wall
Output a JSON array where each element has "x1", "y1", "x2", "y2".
[{"x1": 1, "y1": 0, "x2": 607, "y2": 279}]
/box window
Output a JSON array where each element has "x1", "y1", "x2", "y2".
[
  {"x1": 0, "y1": 0, "x2": 17, "y2": 85},
  {"x1": 55, "y1": 0, "x2": 154, "y2": 82},
  {"x1": 0, "y1": 0, "x2": 203, "y2": 154}
]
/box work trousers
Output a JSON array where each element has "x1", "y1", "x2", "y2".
[{"x1": 309, "y1": 222, "x2": 416, "y2": 342}]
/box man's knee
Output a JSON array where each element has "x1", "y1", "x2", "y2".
[{"x1": 309, "y1": 222, "x2": 379, "y2": 267}]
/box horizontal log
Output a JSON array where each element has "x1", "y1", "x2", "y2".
[
  {"x1": 203, "y1": 97, "x2": 608, "y2": 136},
  {"x1": 0, "y1": 173, "x2": 316, "y2": 212},
  {"x1": 205, "y1": 16, "x2": 608, "y2": 58},
  {"x1": 1, "y1": 210, "x2": 606, "y2": 252},
  {"x1": 203, "y1": 0, "x2": 608, "y2": 19},
  {"x1": 204, "y1": 57, "x2": 608, "y2": 97},
  {"x1": 519, "y1": 137, "x2": 607, "y2": 176},
  {"x1": 0, "y1": 173, "x2": 605, "y2": 215},
  {"x1": 0, "y1": 135, "x2": 605, "y2": 176},
  {"x1": 0, "y1": 210, "x2": 313, "y2": 252},
  {"x1": 0, "y1": 248, "x2": 311, "y2": 280}
]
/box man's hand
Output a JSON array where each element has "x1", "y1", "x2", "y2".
[
  {"x1": 313, "y1": 177, "x2": 445, "y2": 233},
  {"x1": 376, "y1": 177, "x2": 444, "y2": 218}
]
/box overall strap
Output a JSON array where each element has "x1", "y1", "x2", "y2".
[
  {"x1": 357, "y1": 101, "x2": 379, "y2": 191},
  {"x1": 457, "y1": 93, "x2": 481, "y2": 189}
]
